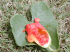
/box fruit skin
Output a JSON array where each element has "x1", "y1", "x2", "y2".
[{"x1": 25, "y1": 18, "x2": 51, "y2": 48}]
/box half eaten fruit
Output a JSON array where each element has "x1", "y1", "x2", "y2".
[{"x1": 25, "y1": 18, "x2": 51, "y2": 48}]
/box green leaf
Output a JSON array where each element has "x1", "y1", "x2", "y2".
[
  {"x1": 31, "y1": 1, "x2": 59, "y2": 51},
  {"x1": 10, "y1": 14, "x2": 35, "y2": 46}
]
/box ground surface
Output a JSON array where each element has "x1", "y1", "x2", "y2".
[{"x1": 0, "y1": 0, "x2": 70, "y2": 52}]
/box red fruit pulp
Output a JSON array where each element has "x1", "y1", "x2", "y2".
[{"x1": 25, "y1": 18, "x2": 50, "y2": 46}]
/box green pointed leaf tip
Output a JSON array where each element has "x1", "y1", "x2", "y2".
[
  {"x1": 31, "y1": 1, "x2": 59, "y2": 50},
  {"x1": 10, "y1": 14, "x2": 35, "y2": 46}
]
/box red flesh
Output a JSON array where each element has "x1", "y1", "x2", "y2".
[{"x1": 25, "y1": 18, "x2": 49, "y2": 46}]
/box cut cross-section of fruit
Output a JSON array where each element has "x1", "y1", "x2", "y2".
[{"x1": 25, "y1": 18, "x2": 51, "y2": 48}]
